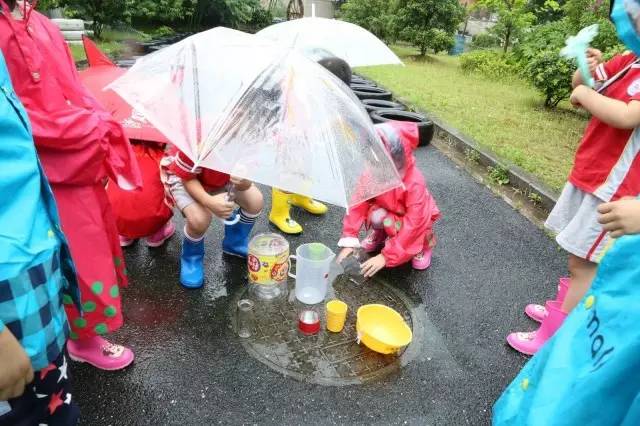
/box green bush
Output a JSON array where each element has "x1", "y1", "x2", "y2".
[
  {"x1": 524, "y1": 50, "x2": 573, "y2": 107},
  {"x1": 513, "y1": 19, "x2": 569, "y2": 65},
  {"x1": 460, "y1": 50, "x2": 519, "y2": 79},
  {"x1": 150, "y1": 25, "x2": 176, "y2": 38},
  {"x1": 603, "y1": 43, "x2": 629, "y2": 61},
  {"x1": 472, "y1": 33, "x2": 501, "y2": 49},
  {"x1": 428, "y1": 28, "x2": 456, "y2": 54}
]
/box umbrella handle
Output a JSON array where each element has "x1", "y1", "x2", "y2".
[
  {"x1": 222, "y1": 183, "x2": 240, "y2": 225},
  {"x1": 222, "y1": 214, "x2": 241, "y2": 226}
]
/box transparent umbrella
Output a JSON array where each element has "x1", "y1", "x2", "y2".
[
  {"x1": 256, "y1": 17, "x2": 403, "y2": 67},
  {"x1": 108, "y1": 27, "x2": 402, "y2": 209}
]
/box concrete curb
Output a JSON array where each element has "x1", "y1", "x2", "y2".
[
  {"x1": 357, "y1": 74, "x2": 559, "y2": 212},
  {"x1": 429, "y1": 117, "x2": 559, "y2": 212}
]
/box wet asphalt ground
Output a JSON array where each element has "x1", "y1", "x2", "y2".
[{"x1": 71, "y1": 143, "x2": 566, "y2": 425}]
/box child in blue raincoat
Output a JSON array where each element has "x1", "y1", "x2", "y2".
[
  {"x1": 0, "y1": 51, "x2": 80, "y2": 425},
  {"x1": 493, "y1": 1, "x2": 640, "y2": 423}
]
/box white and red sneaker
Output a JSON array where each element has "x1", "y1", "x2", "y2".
[
  {"x1": 145, "y1": 221, "x2": 176, "y2": 248},
  {"x1": 412, "y1": 248, "x2": 432, "y2": 270},
  {"x1": 119, "y1": 235, "x2": 135, "y2": 247}
]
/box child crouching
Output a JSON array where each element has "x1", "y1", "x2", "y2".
[
  {"x1": 161, "y1": 147, "x2": 264, "y2": 288},
  {"x1": 337, "y1": 121, "x2": 441, "y2": 277}
]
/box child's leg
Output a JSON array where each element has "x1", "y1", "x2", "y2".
[
  {"x1": 183, "y1": 202, "x2": 213, "y2": 239},
  {"x1": 1, "y1": 351, "x2": 79, "y2": 425},
  {"x1": 561, "y1": 254, "x2": 598, "y2": 312},
  {"x1": 234, "y1": 184, "x2": 264, "y2": 216},
  {"x1": 362, "y1": 208, "x2": 387, "y2": 252},
  {"x1": 223, "y1": 184, "x2": 264, "y2": 258},
  {"x1": 179, "y1": 203, "x2": 212, "y2": 289}
]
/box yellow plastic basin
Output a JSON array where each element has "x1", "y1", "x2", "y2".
[{"x1": 356, "y1": 304, "x2": 412, "y2": 355}]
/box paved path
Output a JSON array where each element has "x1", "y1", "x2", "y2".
[{"x1": 73, "y1": 144, "x2": 566, "y2": 425}]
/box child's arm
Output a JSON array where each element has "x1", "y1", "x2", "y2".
[
  {"x1": 0, "y1": 326, "x2": 34, "y2": 400},
  {"x1": 183, "y1": 179, "x2": 235, "y2": 219},
  {"x1": 337, "y1": 202, "x2": 371, "y2": 263},
  {"x1": 598, "y1": 198, "x2": 640, "y2": 238},
  {"x1": 571, "y1": 85, "x2": 640, "y2": 129},
  {"x1": 572, "y1": 48, "x2": 603, "y2": 88}
]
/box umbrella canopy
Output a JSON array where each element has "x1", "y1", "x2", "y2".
[
  {"x1": 256, "y1": 17, "x2": 403, "y2": 67},
  {"x1": 108, "y1": 27, "x2": 402, "y2": 208},
  {"x1": 79, "y1": 37, "x2": 169, "y2": 145}
]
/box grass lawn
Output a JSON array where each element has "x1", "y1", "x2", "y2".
[{"x1": 358, "y1": 45, "x2": 589, "y2": 192}]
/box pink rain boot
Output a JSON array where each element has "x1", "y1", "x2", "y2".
[
  {"x1": 145, "y1": 221, "x2": 176, "y2": 248},
  {"x1": 412, "y1": 248, "x2": 432, "y2": 270},
  {"x1": 360, "y1": 229, "x2": 386, "y2": 253},
  {"x1": 525, "y1": 277, "x2": 570, "y2": 323},
  {"x1": 67, "y1": 336, "x2": 135, "y2": 371},
  {"x1": 119, "y1": 235, "x2": 135, "y2": 247},
  {"x1": 506, "y1": 301, "x2": 567, "y2": 356}
]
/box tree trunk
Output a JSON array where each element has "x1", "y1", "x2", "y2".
[
  {"x1": 420, "y1": 45, "x2": 427, "y2": 56},
  {"x1": 503, "y1": 25, "x2": 512, "y2": 53}
]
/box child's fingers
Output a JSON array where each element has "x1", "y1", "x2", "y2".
[
  {"x1": 597, "y1": 212, "x2": 615, "y2": 225},
  {"x1": 597, "y1": 202, "x2": 614, "y2": 214},
  {"x1": 610, "y1": 229, "x2": 625, "y2": 239}
]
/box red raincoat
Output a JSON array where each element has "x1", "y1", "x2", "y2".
[
  {"x1": 0, "y1": 1, "x2": 141, "y2": 339},
  {"x1": 78, "y1": 37, "x2": 173, "y2": 239},
  {"x1": 340, "y1": 122, "x2": 441, "y2": 268}
]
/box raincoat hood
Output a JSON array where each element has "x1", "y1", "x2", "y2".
[
  {"x1": 375, "y1": 121, "x2": 419, "y2": 178},
  {"x1": 613, "y1": 0, "x2": 640, "y2": 55}
]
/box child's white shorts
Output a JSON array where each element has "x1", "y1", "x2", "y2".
[
  {"x1": 545, "y1": 183, "x2": 612, "y2": 263},
  {"x1": 167, "y1": 179, "x2": 225, "y2": 212}
]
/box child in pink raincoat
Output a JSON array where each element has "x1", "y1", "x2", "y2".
[
  {"x1": 336, "y1": 121, "x2": 441, "y2": 277},
  {"x1": 0, "y1": 0, "x2": 141, "y2": 371}
]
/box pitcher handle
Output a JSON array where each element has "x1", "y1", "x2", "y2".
[{"x1": 288, "y1": 255, "x2": 296, "y2": 279}]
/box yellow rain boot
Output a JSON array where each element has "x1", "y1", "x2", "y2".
[
  {"x1": 290, "y1": 193, "x2": 328, "y2": 215},
  {"x1": 269, "y1": 189, "x2": 303, "y2": 234}
]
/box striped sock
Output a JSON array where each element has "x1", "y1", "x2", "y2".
[{"x1": 239, "y1": 209, "x2": 260, "y2": 225}]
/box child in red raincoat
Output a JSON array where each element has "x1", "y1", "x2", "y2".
[
  {"x1": 337, "y1": 121, "x2": 441, "y2": 277},
  {"x1": 0, "y1": 0, "x2": 141, "y2": 371}
]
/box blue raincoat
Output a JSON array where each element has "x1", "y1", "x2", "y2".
[
  {"x1": 0, "y1": 50, "x2": 79, "y2": 300},
  {"x1": 493, "y1": 234, "x2": 640, "y2": 425}
]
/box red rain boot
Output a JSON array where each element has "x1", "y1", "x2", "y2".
[
  {"x1": 525, "y1": 277, "x2": 570, "y2": 323},
  {"x1": 507, "y1": 300, "x2": 567, "y2": 356}
]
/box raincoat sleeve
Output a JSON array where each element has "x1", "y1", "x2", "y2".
[
  {"x1": 168, "y1": 150, "x2": 198, "y2": 181},
  {"x1": 338, "y1": 201, "x2": 371, "y2": 248},
  {"x1": 381, "y1": 181, "x2": 438, "y2": 268}
]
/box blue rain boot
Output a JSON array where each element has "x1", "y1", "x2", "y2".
[
  {"x1": 222, "y1": 210, "x2": 255, "y2": 258},
  {"x1": 180, "y1": 235, "x2": 204, "y2": 288}
]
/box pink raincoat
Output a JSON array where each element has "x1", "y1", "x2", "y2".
[
  {"x1": 0, "y1": 1, "x2": 141, "y2": 340},
  {"x1": 340, "y1": 122, "x2": 441, "y2": 268}
]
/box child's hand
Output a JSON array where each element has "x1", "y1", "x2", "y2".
[
  {"x1": 207, "y1": 193, "x2": 235, "y2": 219},
  {"x1": 587, "y1": 48, "x2": 602, "y2": 75},
  {"x1": 597, "y1": 198, "x2": 640, "y2": 238},
  {"x1": 361, "y1": 254, "x2": 386, "y2": 278},
  {"x1": 337, "y1": 247, "x2": 355, "y2": 264},
  {"x1": 230, "y1": 176, "x2": 251, "y2": 192},
  {"x1": 0, "y1": 328, "x2": 34, "y2": 400},
  {"x1": 570, "y1": 85, "x2": 591, "y2": 108}
]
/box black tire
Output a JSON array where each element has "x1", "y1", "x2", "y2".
[
  {"x1": 351, "y1": 86, "x2": 393, "y2": 101},
  {"x1": 362, "y1": 99, "x2": 406, "y2": 114},
  {"x1": 351, "y1": 76, "x2": 377, "y2": 86},
  {"x1": 370, "y1": 109, "x2": 435, "y2": 147},
  {"x1": 350, "y1": 83, "x2": 378, "y2": 92}
]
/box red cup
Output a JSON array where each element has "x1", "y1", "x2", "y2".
[{"x1": 298, "y1": 310, "x2": 321, "y2": 335}]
